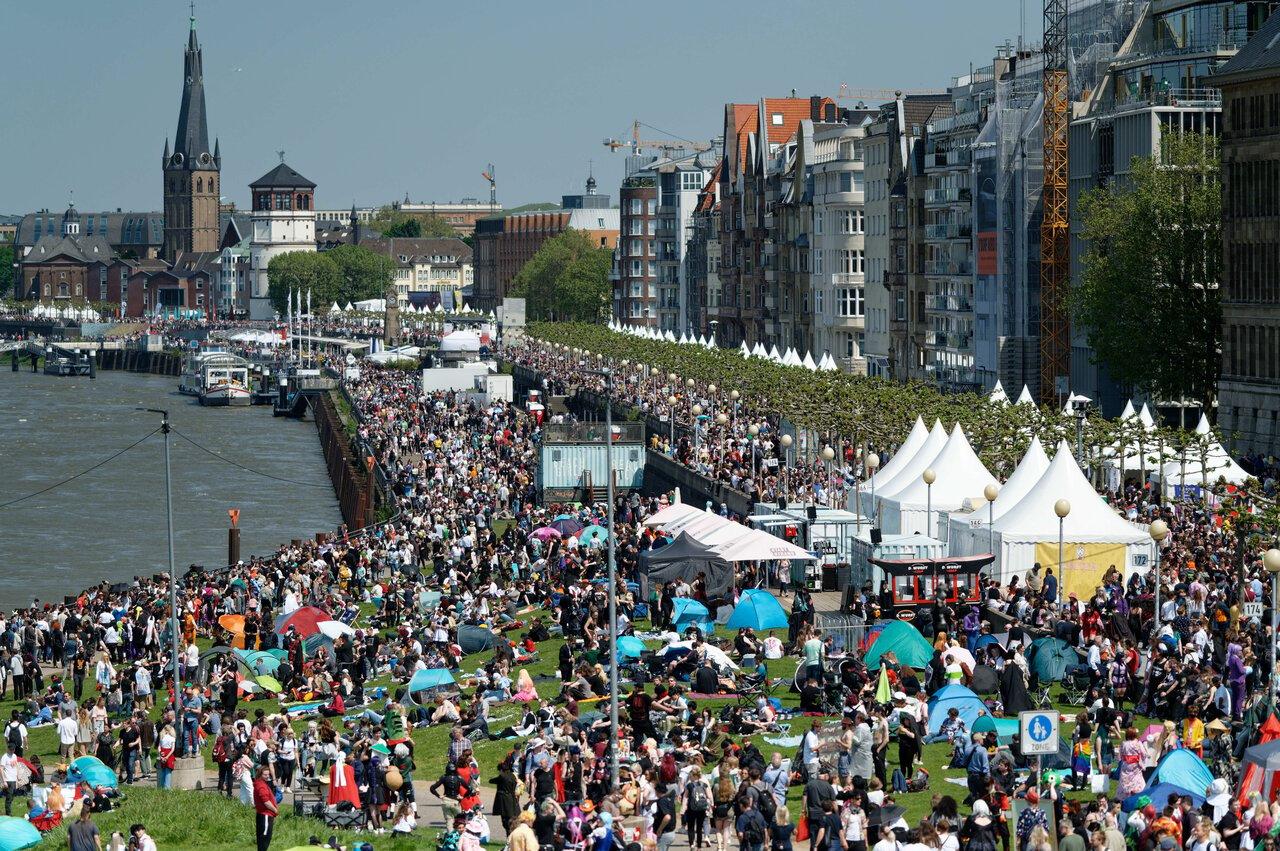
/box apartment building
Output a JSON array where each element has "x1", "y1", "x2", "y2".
[{"x1": 613, "y1": 170, "x2": 658, "y2": 326}]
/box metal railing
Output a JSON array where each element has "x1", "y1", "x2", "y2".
[{"x1": 814, "y1": 611, "x2": 869, "y2": 655}]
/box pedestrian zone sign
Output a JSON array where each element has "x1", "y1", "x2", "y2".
[{"x1": 1020, "y1": 710, "x2": 1059, "y2": 756}]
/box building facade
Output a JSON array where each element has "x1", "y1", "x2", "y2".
[
  {"x1": 613, "y1": 172, "x2": 658, "y2": 326},
  {"x1": 247, "y1": 162, "x2": 317, "y2": 320},
  {"x1": 358, "y1": 237, "x2": 474, "y2": 309},
  {"x1": 1214, "y1": 11, "x2": 1280, "y2": 454}
]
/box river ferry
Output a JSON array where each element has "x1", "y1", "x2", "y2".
[{"x1": 179, "y1": 349, "x2": 252, "y2": 406}]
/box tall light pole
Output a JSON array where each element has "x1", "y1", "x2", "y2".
[
  {"x1": 1055, "y1": 499, "x2": 1072, "y2": 591},
  {"x1": 692, "y1": 403, "x2": 704, "y2": 463},
  {"x1": 1266, "y1": 548, "x2": 1280, "y2": 701},
  {"x1": 667, "y1": 395, "x2": 678, "y2": 448},
  {"x1": 821, "y1": 445, "x2": 836, "y2": 508},
  {"x1": 1149, "y1": 519, "x2": 1168, "y2": 636},
  {"x1": 780, "y1": 433, "x2": 793, "y2": 505},
  {"x1": 984, "y1": 483, "x2": 1000, "y2": 555},
  {"x1": 717, "y1": 413, "x2": 729, "y2": 465},
  {"x1": 923, "y1": 468, "x2": 936, "y2": 536},
  {"x1": 864, "y1": 452, "x2": 880, "y2": 532},
  {"x1": 142, "y1": 408, "x2": 180, "y2": 730}
]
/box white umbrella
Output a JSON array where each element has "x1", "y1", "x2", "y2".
[{"x1": 318, "y1": 620, "x2": 356, "y2": 639}]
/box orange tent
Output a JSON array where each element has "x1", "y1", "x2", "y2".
[{"x1": 1237, "y1": 713, "x2": 1280, "y2": 805}]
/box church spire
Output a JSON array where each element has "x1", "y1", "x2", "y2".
[{"x1": 171, "y1": 11, "x2": 213, "y2": 170}]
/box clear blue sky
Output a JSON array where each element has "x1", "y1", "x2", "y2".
[{"x1": 2, "y1": 0, "x2": 1041, "y2": 215}]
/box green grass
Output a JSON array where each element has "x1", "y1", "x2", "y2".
[{"x1": 2, "y1": 604, "x2": 1115, "y2": 845}]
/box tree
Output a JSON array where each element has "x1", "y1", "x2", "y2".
[
  {"x1": 0, "y1": 244, "x2": 12, "y2": 298},
  {"x1": 510, "y1": 229, "x2": 612, "y2": 322},
  {"x1": 366, "y1": 205, "x2": 456, "y2": 238},
  {"x1": 1075, "y1": 131, "x2": 1222, "y2": 408},
  {"x1": 266, "y1": 252, "x2": 342, "y2": 315},
  {"x1": 327, "y1": 244, "x2": 396, "y2": 304}
]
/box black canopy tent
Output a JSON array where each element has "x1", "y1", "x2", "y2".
[{"x1": 639, "y1": 531, "x2": 735, "y2": 597}]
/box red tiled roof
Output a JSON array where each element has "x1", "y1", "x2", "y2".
[{"x1": 728, "y1": 97, "x2": 835, "y2": 178}]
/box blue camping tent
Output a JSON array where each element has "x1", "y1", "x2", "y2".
[
  {"x1": 1123, "y1": 782, "x2": 1206, "y2": 813},
  {"x1": 409, "y1": 668, "x2": 457, "y2": 693},
  {"x1": 727, "y1": 589, "x2": 789, "y2": 630},
  {"x1": 1028, "y1": 636, "x2": 1076, "y2": 682},
  {"x1": 672, "y1": 598, "x2": 714, "y2": 636},
  {"x1": 0, "y1": 816, "x2": 41, "y2": 851},
  {"x1": 1145, "y1": 748, "x2": 1214, "y2": 799},
  {"x1": 926, "y1": 683, "x2": 987, "y2": 735}
]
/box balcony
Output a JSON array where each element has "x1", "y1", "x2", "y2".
[
  {"x1": 924, "y1": 186, "x2": 972, "y2": 206},
  {"x1": 830, "y1": 273, "x2": 861, "y2": 286},
  {"x1": 925, "y1": 294, "x2": 974, "y2": 313},
  {"x1": 925, "y1": 259, "x2": 973, "y2": 277},
  {"x1": 924, "y1": 222, "x2": 973, "y2": 241},
  {"x1": 763, "y1": 212, "x2": 775, "y2": 229},
  {"x1": 764, "y1": 269, "x2": 777, "y2": 283},
  {"x1": 763, "y1": 296, "x2": 778, "y2": 310},
  {"x1": 763, "y1": 240, "x2": 776, "y2": 256}
]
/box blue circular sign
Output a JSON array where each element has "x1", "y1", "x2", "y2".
[{"x1": 1026, "y1": 714, "x2": 1053, "y2": 742}]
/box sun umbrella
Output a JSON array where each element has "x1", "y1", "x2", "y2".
[
  {"x1": 942, "y1": 646, "x2": 977, "y2": 670},
  {"x1": 318, "y1": 620, "x2": 356, "y2": 639},
  {"x1": 577, "y1": 525, "x2": 610, "y2": 546},
  {"x1": 867, "y1": 804, "x2": 906, "y2": 830},
  {"x1": 265, "y1": 648, "x2": 289, "y2": 660},
  {"x1": 0, "y1": 816, "x2": 41, "y2": 851},
  {"x1": 550, "y1": 516, "x2": 584, "y2": 537},
  {"x1": 274, "y1": 606, "x2": 332, "y2": 637},
  {"x1": 254, "y1": 674, "x2": 283, "y2": 694},
  {"x1": 218, "y1": 614, "x2": 246, "y2": 649},
  {"x1": 726, "y1": 589, "x2": 788, "y2": 631},
  {"x1": 617, "y1": 636, "x2": 647, "y2": 658},
  {"x1": 531, "y1": 527, "x2": 561, "y2": 541}
]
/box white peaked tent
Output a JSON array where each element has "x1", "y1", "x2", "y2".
[
  {"x1": 665, "y1": 330, "x2": 677, "y2": 342},
  {"x1": 739, "y1": 341, "x2": 751, "y2": 358},
  {"x1": 878, "y1": 424, "x2": 998, "y2": 538},
  {"x1": 1016, "y1": 385, "x2": 1036, "y2": 406},
  {"x1": 989, "y1": 381, "x2": 1009, "y2": 405},
  {"x1": 855, "y1": 419, "x2": 947, "y2": 517},
  {"x1": 1153, "y1": 414, "x2": 1253, "y2": 493},
  {"x1": 642, "y1": 501, "x2": 708, "y2": 530},
  {"x1": 752, "y1": 342, "x2": 767, "y2": 358},
  {"x1": 988, "y1": 440, "x2": 1154, "y2": 593},
  {"x1": 329, "y1": 302, "x2": 342, "y2": 315},
  {"x1": 820, "y1": 353, "x2": 838, "y2": 371},
  {"x1": 766, "y1": 345, "x2": 781, "y2": 362},
  {"x1": 802, "y1": 351, "x2": 818, "y2": 371},
  {"x1": 679, "y1": 332, "x2": 689, "y2": 345},
  {"x1": 344, "y1": 302, "x2": 355, "y2": 313},
  {"x1": 784, "y1": 348, "x2": 802, "y2": 367},
  {"x1": 1118, "y1": 399, "x2": 1136, "y2": 420},
  {"x1": 1138, "y1": 403, "x2": 1156, "y2": 431},
  {"x1": 947, "y1": 436, "x2": 1051, "y2": 556},
  {"x1": 854, "y1": 417, "x2": 930, "y2": 504}
]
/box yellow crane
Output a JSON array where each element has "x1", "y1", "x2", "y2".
[{"x1": 603, "y1": 121, "x2": 711, "y2": 154}]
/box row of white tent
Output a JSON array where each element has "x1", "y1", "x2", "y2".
[
  {"x1": 851, "y1": 416, "x2": 1157, "y2": 590},
  {"x1": 606, "y1": 319, "x2": 840, "y2": 371},
  {"x1": 327, "y1": 300, "x2": 496, "y2": 317},
  {"x1": 640, "y1": 501, "x2": 817, "y2": 562},
  {"x1": 16, "y1": 304, "x2": 103, "y2": 321}
]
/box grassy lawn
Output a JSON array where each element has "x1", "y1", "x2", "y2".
[{"x1": 1, "y1": 599, "x2": 1115, "y2": 847}]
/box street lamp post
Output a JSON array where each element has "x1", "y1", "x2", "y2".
[
  {"x1": 691, "y1": 403, "x2": 703, "y2": 464},
  {"x1": 984, "y1": 483, "x2": 1000, "y2": 556},
  {"x1": 1149, "y1": 519, "x2": 1169, "y2": 637},
  {"x1": 1266, "y1": 548, "x2": 1280, "y2": 701},
  {"x1": 717, "y1": 413, "x2": 729, "y2": 465},
  {"x1": 1055, "y1": 499, "x2": 1072, "y2": 585},
  {"x1": 821, "y1": 445, "x2": 836, "y2": 508},
  {"x1": 780, "y1": 434, "x2": 793, "y2": 505},
  {"x1": 667, "y1": 395, "x2": 678, "y2": 448},
  {"x1": 141, "y1": 408, "x2": 180, "y2": 733},
  {"x1": 864, "y1": 452, "x2": 880, "y2": 532},
  {"x1": 923, "y1": 468, "x2": 936, "y2": 536}
]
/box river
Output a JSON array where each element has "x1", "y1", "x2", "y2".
[{"x1": 0, "y1": 368, "x2": 343, "y2": 609}]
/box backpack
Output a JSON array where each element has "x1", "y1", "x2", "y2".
[
  {"x1": 5, "y1": 723, "x2": 21, "y2": 751},
  {"x1": 212, "y1": 736, "x2": 227, "y2": 763},
  {"x1": 688, "y1": 781, "x2": 709, "y2": 813},
  {"x1": 752, "y1": 781, "x2": 777, "y2": 824},
  {"x1": 659, "y1": 752, "x2": 677, "y2": 784},
  {"x1": 742, "y1": 810, "x2": 767, "y2": 845}
]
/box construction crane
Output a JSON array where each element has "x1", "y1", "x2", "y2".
[
  {"x1": 1039, "y1": 0, "x2": 1070, "y2": 405},
  {"x1": 602, "y1": 120, "x2": 711, "y2": 154},
  {"x1": 481, "y1": 165, "x2": 496, "y2": 208}
]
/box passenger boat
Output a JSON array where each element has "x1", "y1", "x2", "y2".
[
  {"x1": 179, "y1": 349, "x2": 252, "y2": 406},
  {"x1": 43, "y1": 355, "x2": 91, "y2": 377}
]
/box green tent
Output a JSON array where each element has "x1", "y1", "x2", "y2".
[
  {"x1": 972, "y1": 715, "x2": 1020, "y2": 744},
  {"x1": 864, "y1": 620, "x2": 934, "y2": 669}
]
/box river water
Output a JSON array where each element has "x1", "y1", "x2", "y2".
[{"x1": 0, "y1": 368, "x2": 342, "y2": 609}]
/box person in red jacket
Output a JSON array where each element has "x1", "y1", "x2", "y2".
[{"x1": 252, "y1": 765, "x2": 278, "y2": 851}]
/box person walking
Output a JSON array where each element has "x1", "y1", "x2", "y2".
[
  {"x1": 252, "y1": 765, "x2": 278, "y2": 851},
  {"x1": 67, "y1": 807, "x2": 101, "y2": 851},
  {"x1": 0, "y1": 742, "x2": 18, "y2": 816}
]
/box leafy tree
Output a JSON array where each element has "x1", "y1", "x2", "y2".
[
  {"x1": 367, "y1": 205, "x2": 456, "y2": 238},
  {"x1": 511, "y1": 230, "x2": 612, "y2": 322},
  {"x1": 1075, "y1": 131, "x2": 1222, "y2": 408},
  {"x1": 0, "y1": 244, "x2": 12, "y2": 298},
  {"x1": 266, "y1": 252, "x2": 342, "y2": 315},
  {"x1": 328, "y1": 244, "x2": 396, "y2": 304}
]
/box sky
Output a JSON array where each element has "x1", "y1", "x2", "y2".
[{"x1": 2, "y1": 0, "x2": 1043, "y2": 216}]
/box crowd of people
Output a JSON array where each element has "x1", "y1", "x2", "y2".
[{"x1": 2, "y1": 327, "x2": 1280, "y2": 851}]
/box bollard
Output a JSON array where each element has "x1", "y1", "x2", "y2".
[{"x1": 88, "y1": 349, "x2": 96, "y2": 379}]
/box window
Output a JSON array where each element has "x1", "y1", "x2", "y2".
[
  {"x1": 816, "y1": 290, "x2": 825, "y2": 315},
  {"x1": 771, "y1": 113, "x2": 784, "y2": 126},
  {"x1": 195, "y1": 279, "x2": 203, "y2": 290},
  {"x1": 597, "y1": 218, "x2": 605, "y2": 228},
  {"x1": 814, "y1": 249, "x2": 824, "y2": 275},
  {"x1": 630, "y1": 260, "x2": 642, "y2": 276},
  {"x1": 895, "y1": 290, "x2": 906, "y2": 321},
  {"x1": 839, "y1": 249, "x2": 864, "y2": 275},
  {"x1": 839, "y1": 210, "x2": 865, "y2": 234},
  {"x1": 840, "y1": 173, "x2": 852, "y2": 193},
  {"x1": 680, "y1": 171, "x2": 705, "y2": 191},
  {"x1": 814, "y1": 212, "x2": 823, "y2": 234},
  {"x1": 629, "y1": 199, "x2": 643, "y2": 215},
  {"x1": 647, "y1": 199, "x2": 657, "y2": 215},
  {"x1": 845, "y1": 332, "x2": 856, "y2": 358},
  {"x1": 838, "y1": 287, "x2": 865, "y2": 317}
]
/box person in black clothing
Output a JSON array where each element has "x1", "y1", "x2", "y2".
[
  {"x1": 653, "y1": 783, "x2": 677, "y2": 848},
  {"x1": 804, "y1": 768, "x2": 836, "y2": 851},
  {"x1": 625, "y1": 685, "x2": 655, "y2": 745},
  {"x1": 897, "y1": 711, "x2": 921, "y2": 779},
  {"x1": 814, "y1": 799, "x2": 845, "y2": 851}
]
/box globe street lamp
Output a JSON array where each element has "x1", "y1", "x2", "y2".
[
  {"x1": 667, "y1": 395, "x2": 678, "y2": 447},
  {"x1": 984, "y1": 483, "x2": 1000, "y2": 557},
  {"x1": 717, "y1": 412, "x2": 729, "y2": 465},
  {"x1": 1055, "y1": 499, "x2": 1072, "y2": 586},
  {"x1": 923, "y1": 468, "x2": 937, "y2": 536},
  {"x1": 780, "y1": 433, "x2": 793, "y2": 503},
  {"x1": 864, "y1": 451, "x2": 880, "y2": 533},
  {"x1": 821, "y1": 445, "x2": 836, "y2": 508},
  {"x1": 692, "y1": 403, "x2": 703, "y2": 460},
  {"x1": 1149, "y1": 518, "x2": 1169, "y2": 636},
  {"x1": 1267, "y1": 548, "x2": 1280, "y2": 700}
]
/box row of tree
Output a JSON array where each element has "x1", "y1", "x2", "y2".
[{"x1": 265, "y1": 245, "x2": 394, "y2": 315}]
